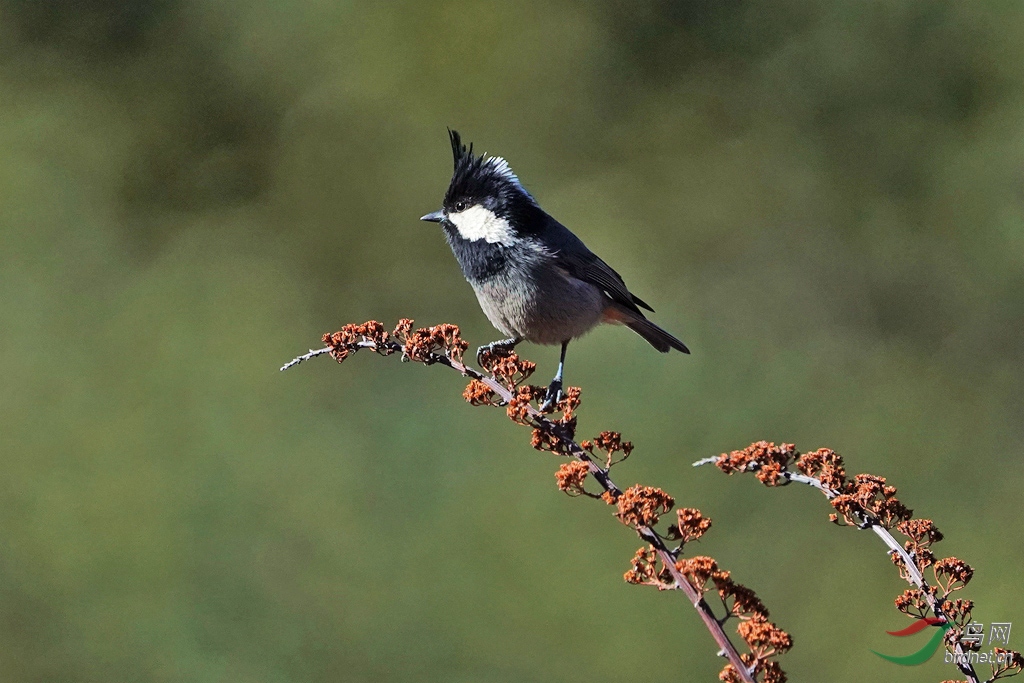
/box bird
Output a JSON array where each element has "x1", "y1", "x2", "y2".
[{"x1": 421, "y1": 130, "x2": 688, "y2": 410}]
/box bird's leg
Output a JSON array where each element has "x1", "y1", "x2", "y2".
[
  {"x1": 476, "y1": 336, "x2": 522, "y2": 367},
  {"x1": 540, "y1": 340, "x2": 569, "y2": 412}
]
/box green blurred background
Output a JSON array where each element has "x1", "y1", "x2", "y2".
[{"x1": 2, "y1": 1, "x2": 1022, "y2": 681}]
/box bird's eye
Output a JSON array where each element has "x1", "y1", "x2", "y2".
[{"x1": 454, "y1": 200, "x2": 467, "y2": 212}]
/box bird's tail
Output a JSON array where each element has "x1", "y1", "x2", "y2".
[{"x1": 604, "y1": 305, "x2": 690, "y2": 354}]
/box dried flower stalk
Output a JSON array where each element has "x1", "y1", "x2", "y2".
[
  {"x1": 283, "y1": 320, "x2": 792, "y2": 683},
  {"x1": 695, "y1": 442, "x2": 1022, "y2": 683}
]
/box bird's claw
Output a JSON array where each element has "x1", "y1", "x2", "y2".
[
  {"x1": 539, "y1": 379, "x2": 563, "y2": 413},
  {"x1": 476, "y1": 338, "x2": 518, "y2": 367},
  {"x1": 475, "y1": 344, "x2": 490, "y2": 367}
]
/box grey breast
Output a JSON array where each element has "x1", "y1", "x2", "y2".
[{"x1": 472, "y1": 245, "x2": 607, "y2": 345}]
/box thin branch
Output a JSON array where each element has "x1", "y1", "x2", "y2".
[
  {"x1": 283, "y1": 329, "x2": 761, "y2": 683},
  {"x1": 694, "y1": 451, "x2": 983, "y2": 683},
  {"x1": 780, "y1": 469, "x2": 978, "y2": 682},
  {"x1": 279, "y1": 346, "x2": 333, "y2": 371}
]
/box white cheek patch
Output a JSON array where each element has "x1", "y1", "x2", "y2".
[{"x1": 448, "y1": 205, "x2": 515, "y2": 245}]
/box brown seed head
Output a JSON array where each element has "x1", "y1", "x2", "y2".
[
  {"x1": 992, "y1": 648, "x2": 1024, "y2": 678},
  {"x1": 944, "y1": 598, "x2": 974, "y2": 628},
  {"x1": 669, "y1": 508, "x2": 712, "y2": 544},
  {"x1": 760, "y1": 660, "x2": 787, "y2": 683},
  {"x1": 894, "y1": 588, "x2": 933, "y2": 619},
  {"x1": 555, "y1": 386, "x2": 582, "y2": 422},
  {"x1": 674, "y1": 555, "x2": 719, "y2": 593},
  {"x1": 401, "y1": 323, "x2": 469, "y2": 363},
  {"x1": 715, "y1": 441, "x2": 798, "y2": 485},
  {"x1": 505, "y1": 386, "x2": 538, "y2": 425},
  {"x1": 851, "y1": 473, "x2": 912, "y2": 528},
  {"x1": 946, "y1": 625, "x2": 982, "y2": 652},
  {"x1": 934, "y1": 557, "x2": 974, "y2": 594},
  {"x1": 738, "y1": 613, "x2": 793, "y2": 657},
  {"x1": 756, "y1": 461, "x2": 785, "y2": 486},
  {"x1": 463, "y1": 379, "x2": 502, "y2": 406},
  {"x1": 830, "y1": 473, "x2": 912, "y2": 529},
  {"x1": 589, "y1": 430, "x2": 634, "y2": 467},
  {"x1": 795, "y1": 448, "x2": 846, "y2": 490},
  {"x1": 321, "y1": 320, "x2": 397, "y2": 363},
  {"x1": 719, "y1": 655, "x2": 769, "y2": 683},
  {"x1": 624, "y1": 546, "x2": 659, "y2": 586},
  {"x1": 897, "y1": 518, "x2": 944, "y2": 546},
  {"x1": 478, "y1": 348, "x2": 536, "y2": 389},
  {"x1": 392, "y1": 318, "x2": 414, "y2": 340},
  {"x1": 719, "y1": 580, "x2": 769, "y2": 619},
  {"x1": 903, "y1": 542, "x2": 936, "y2": 573},
  {"x1": 555, "y1": 461, "x2": 590, "y2": 496},
  {"x1": 615, "y1": 485, "x2": 675, "y2": 528},
  {"x1": 531, "y1": 427, "x2": 568, "y2": 454},
  {"x1": 718, "y1": 663, "x2": 743, "y2": 683}
]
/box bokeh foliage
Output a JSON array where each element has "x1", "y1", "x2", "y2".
[{"x1": 1, "y1": 1, "x2": 1022, "y2": 681}]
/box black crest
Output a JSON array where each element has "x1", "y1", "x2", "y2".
[
  {"x1": 449, "y1": 128, "x2": 473, "y2": 171},
  {"x1": 443, "y1": 129, "x2": 534, "y2": 211}
]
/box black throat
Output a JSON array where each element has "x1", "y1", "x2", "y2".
[{"x1": 442, "y1": 225, "x2": 510, "y2": 283}]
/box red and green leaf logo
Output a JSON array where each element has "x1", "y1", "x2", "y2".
[{"x1": 872, "y1": 617, "x2": 950, "y2": 666}]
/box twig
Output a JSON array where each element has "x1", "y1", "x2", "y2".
[
  {"x1": 279, "y1": 347, "x2": 333, "y2": 371},
  {"x1": 694, "y1": 444, "x2": 997, "y2": 683},
  {"x1": 283, "y1": 322, "x2": 764, "y2": 683},
  {"x1": 781, "y1": 469, "x2": 979, "y2": 682}
]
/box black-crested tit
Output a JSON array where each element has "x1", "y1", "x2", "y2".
[{"x1": 421, "y1": 130, "x2": 688, "y2": 409}]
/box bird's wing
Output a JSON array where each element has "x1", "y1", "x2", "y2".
[{"x1": 545, "y1": 218, "x2": 654, "y2": 314}]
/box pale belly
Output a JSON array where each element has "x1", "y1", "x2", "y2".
[{"x1": 472, "y1": 269, "x2": 607, "y2": 345}]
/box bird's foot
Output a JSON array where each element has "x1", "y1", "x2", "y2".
[
  {"x1": 539, "y1": 378, "x2": 563, "y2": 413},
  {"x1": 476, "y1": 338, "x2": 519, "y2": 368}
]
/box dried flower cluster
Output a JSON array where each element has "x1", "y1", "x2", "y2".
[
  {"x1": 613, "y1": 485, "x2": 675, "y2": 527},
  {"x1": 629, "y1": 546, "x2": 790, "y2": 683},
  {"x1": 622, "y1": 546, "x2": 790, "y2": 683},
  {"x1": 462, "y1": 379, "x2": 505, "y2": 407},
  {"x1": 322, "y1": 320, "x2": 392, "y2": 363},
  {"x1": 992, "y1": 650, "x2": 1024, "y2": 681},
  {"x1": 581, "y1": 430, "x2": 634, "y2": 467},
  {"x1": 670, "y1": 507, "x2": 713, "y2": 543},
  {"x1": 554, "y1": 460, "x2": 591, "y2": 497},
  {"x1": 394, "y1": 320, "x2": 468, "y2": 363},
  {"x1": 700, "y1": 441, "x2": 1021, "y2": 683},
  {"x1": 477, "y1": 346, "x2": 536, "y2": 389},
  {"x1": 710, "y1": 441, "x2": 917, "y2": 529},
  {"x1": 473, "y1": 351, "x2": 584, "y2": 458},
  {"x1": 319, "y1": 318, "x2": 470, "y2": 365}
]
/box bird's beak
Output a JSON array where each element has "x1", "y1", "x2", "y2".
[{"x1": 420, "y1": 210, "x2": 445, "y2": 223}]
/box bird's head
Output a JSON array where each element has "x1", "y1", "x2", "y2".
[{"x1": 420, "y1": 129, "x2": 541, "y2": 245}]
